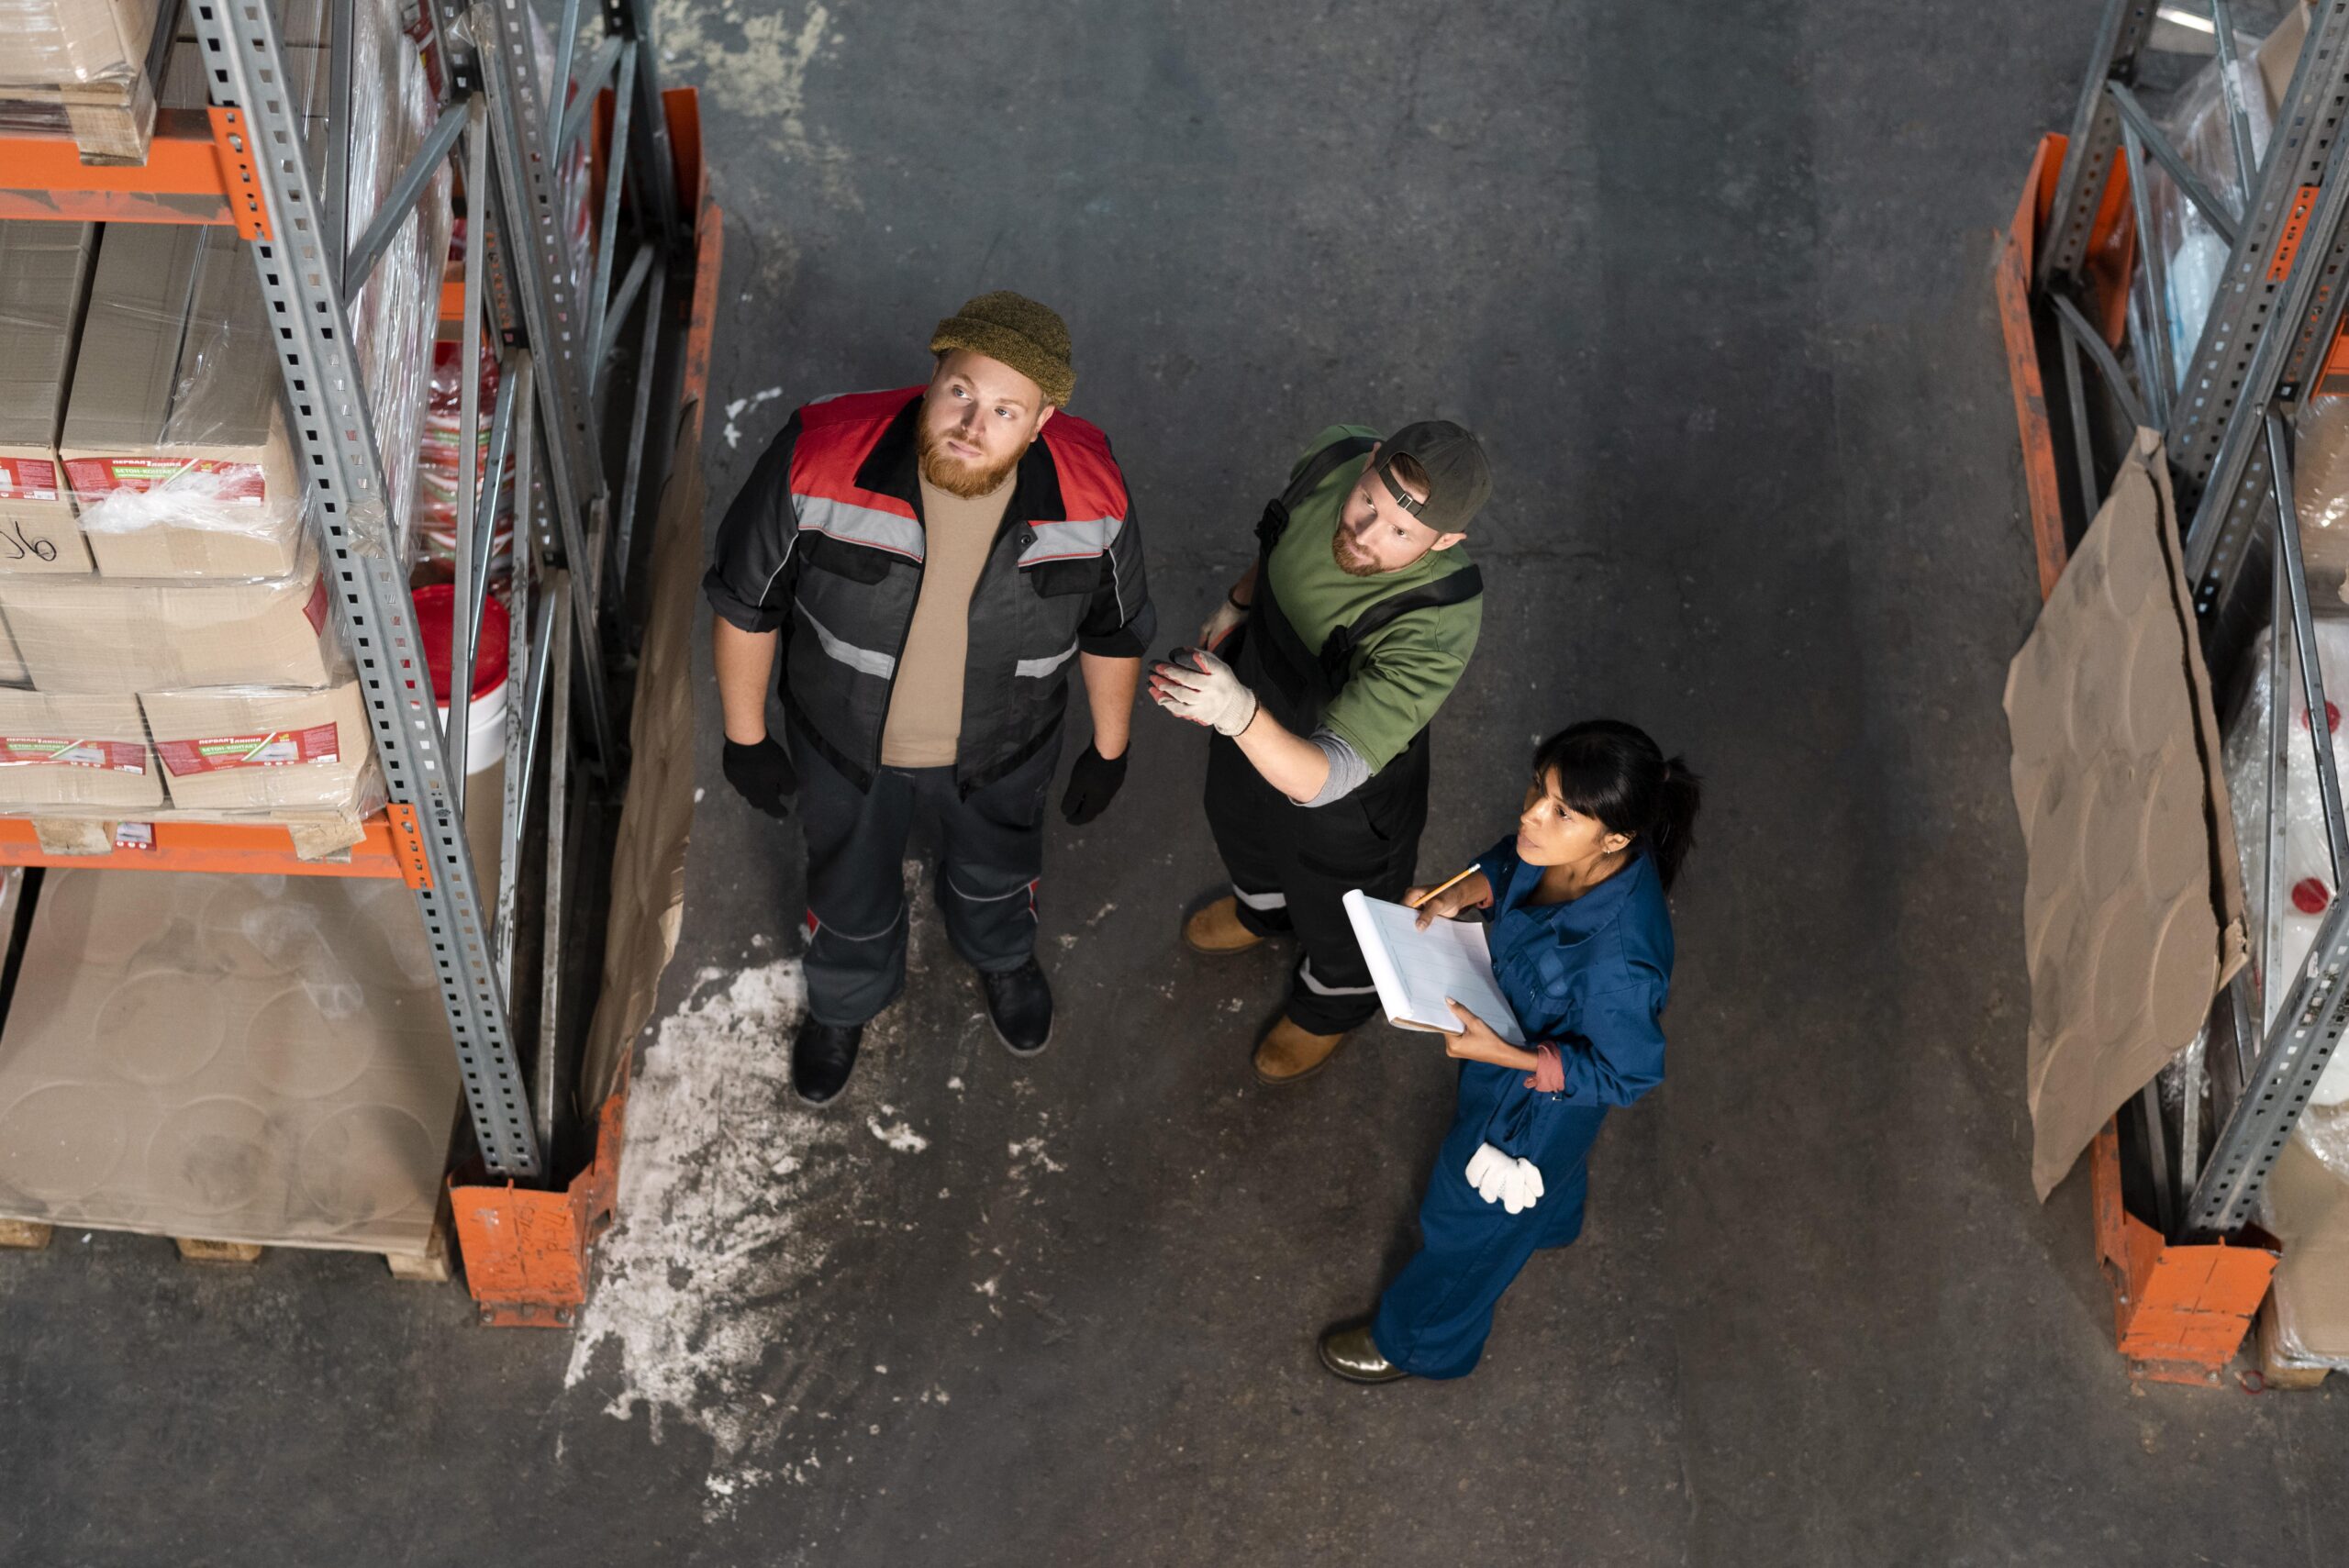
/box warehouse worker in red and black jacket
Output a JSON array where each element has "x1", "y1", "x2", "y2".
[{"x1": 705, "y1": 293, "x2": 1153, "y2": 1105}]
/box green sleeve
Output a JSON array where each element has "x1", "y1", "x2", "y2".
[
  {"x1": 1319, "y1": 595, "x2": 1484, "y2": 774},
  {"x1": 1287, "y1": 424, "x2": 1384, "y2": 484}
]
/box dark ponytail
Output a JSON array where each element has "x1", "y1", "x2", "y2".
[{"x1": 1531, "y1": 719, "x2": 1703, "y2": 892}]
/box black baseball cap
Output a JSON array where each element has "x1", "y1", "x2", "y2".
[{"x1": 1375, "y1": 420, "x2": 1492, "y2": 533}]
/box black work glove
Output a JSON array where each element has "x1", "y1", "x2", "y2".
[
  {"x1": 722, "y1": 736, "x2": 797, "y2": 818},
  {"x1": 1060, "y1": 742, "x2": 1128, "y2": 826}
]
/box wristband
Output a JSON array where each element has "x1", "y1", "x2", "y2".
[{"x1": 1227, "y1": 592, "x2": 1251, "y2": 611}]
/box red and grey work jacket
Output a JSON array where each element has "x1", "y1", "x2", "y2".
[{"x1": 704, "y1": 387, "x2": 1154, "y2": 794}]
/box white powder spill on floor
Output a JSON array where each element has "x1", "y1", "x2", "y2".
[{"x1": 564, "y1": 957, "x2": 852, "y2": 1515}]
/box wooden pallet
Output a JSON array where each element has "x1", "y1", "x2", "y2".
[
  {"x1": 0, "y1": 1218, "x2": 52, "y2": 1251},
  {"x1": 0, "y1": 1218, "x2": 449, "y2": 1282},
  {"x1": 171, "y1": 1219, "x2": 452, "y2": 1283}
]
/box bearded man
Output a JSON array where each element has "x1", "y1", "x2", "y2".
[
  {"x1": 707, "y1": 293, "x2": 1153, "y2": 1104},
  {"x1": 1151, "y1": 422, "x2": 1489, "y2": 1087}
]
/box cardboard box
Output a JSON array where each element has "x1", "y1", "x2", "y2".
[
  {"x1": 61, "y1": 223, "x2": 303, "y2": 579},
  {"x1": 0, "y1": 0, "x2": 159, "y2": 88},
  {"x1": 0, "y1": 691, "x2": 158, "y2": 810},
  {"x1": 142, "y1": 681, "x2": 371, "y2": 813},
  {"x1": 0, "y1": 868, "x2": 458, "y2": 1257},
  {"x1": 0, "y1": 222, "x2": 97, "y2": 576},
  {"x1": 2005, "y1": 432, "x2": 2246, "y2": 1199},
  {"x1": 0, "y1": 546, "x2": 337, "y2": 692},
  {"x1": 0, "y1": 610, "x2": 28, "y2": 687}
]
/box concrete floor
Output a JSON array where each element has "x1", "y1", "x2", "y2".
[{"x1": 7, "y1": 0, "x2": 2349, "y2": 1563}]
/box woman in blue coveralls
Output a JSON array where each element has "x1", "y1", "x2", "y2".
[{"x1": 1318, "y1": 718, "x2": 1699, "y2": 1383}]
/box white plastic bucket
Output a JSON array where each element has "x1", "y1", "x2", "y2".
[{"x1": 436, "y1": 674, "x2": 509, "y2": 776}]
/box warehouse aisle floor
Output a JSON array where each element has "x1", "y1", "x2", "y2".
[{"x1": 7, "y1": 2, "x2": 2349, "y2": 1563}]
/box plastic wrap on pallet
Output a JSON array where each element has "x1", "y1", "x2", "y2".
[
  {"x1": 2294, "y1": 396, "x2": 2349, "y2": 596},
  {"x1": 0, "y1": 530, "x2": 347, "y2": 694},
  {"x1": 2147, "y1": 39, "x2": 2277, "y2": 389},
  {"x1": 2221, "y1": 617, "x2": 2349, "y2": 1183},
  {"x1": 342, "y1": 0, "x2": 451, "y2": 569},
  {"x1": 139, "y1": 681, "x2": 383, "y2": 816},
  {"x1": 152, "y1": 1, "x2": 449, "y2": 570},
  {"x1": 61, "y1": 222, "x2": 307, "y2": 579},
  {"x1": 416, "y1": 337, "x2": 518, "y2": 594},
  {"x1": 0, "y1": 0, "x2": 158, "y2": 88}
]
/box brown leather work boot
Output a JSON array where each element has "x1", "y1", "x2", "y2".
[
  {"x1": 1183, "y1": 895, "x2": 1265, "y2": 955},
  {"x1": 1252, "y1": 1014, "x2": 1347, "y2": 1086}
]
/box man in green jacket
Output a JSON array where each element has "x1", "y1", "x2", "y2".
[{"x1": 1151, "y1": 421, "x2": 1489, "y2": 1084}]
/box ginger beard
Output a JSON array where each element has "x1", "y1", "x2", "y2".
[{"x1": 916, "y1": 412, "x2": 1023, "y2": 498}]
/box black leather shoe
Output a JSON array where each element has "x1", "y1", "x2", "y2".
[
  {"x1": 1318, "y1": 1320, "x2": 1411, "y2": 1385},
  {"x1": 792, "y1": 1018, "x2": 863, "y2": 1105},
  {"x1": 981, "y1": 959, "x2": 1053, "y2": 1056}
]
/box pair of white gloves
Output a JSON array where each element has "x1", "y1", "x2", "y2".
[{"x1": 1464, "y1": 1141, "x2": 1543, "y2": 1214}]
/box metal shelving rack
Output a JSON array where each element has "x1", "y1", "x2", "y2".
[
  {"x1": 0, "y1": 0, "x2": 690, "y2": 1189},
  {"x1": 2022, "y1": 0, "x2": 2349, "y2": 1252}
]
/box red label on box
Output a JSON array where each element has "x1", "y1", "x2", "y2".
[
  {"x1": 303, "y1": 574, "x2": 331, "y2": 634},
  {"x1": 0, "y1": 457, "x2": 61, "y2": 502},
  {"x1": 156, "y1": 723, "x2": 340, "y2": 776},
  {"x1": 0, "y1": 737, "x2": 147, "y2": 773},
  {"x1": 63, "y1": 456, "x2": 267, "y2": 505}
]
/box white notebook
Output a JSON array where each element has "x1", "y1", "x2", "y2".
[{"x1": 1341, "y1": 888, "x2": 1527, "y2": 1044}]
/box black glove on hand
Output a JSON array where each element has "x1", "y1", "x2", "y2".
[
  {"x1": 1060, "y1": 742, "x2": 1128, "y2": 826},
  {"x1": 722, "y1": 736, "x2": 797, "y2": 818}
]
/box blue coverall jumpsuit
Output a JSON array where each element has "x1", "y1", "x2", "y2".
[{"x1": 1371, "y1": 837, "x2": 1675, "y2": 1378}]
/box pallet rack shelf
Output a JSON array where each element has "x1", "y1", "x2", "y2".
[
  {"x1": 0, "y1": 0, "x2": 708, "y2": 1308},
  {"x1": 2005, "y1": 0, "x2": 2349, "y2": 1380}
]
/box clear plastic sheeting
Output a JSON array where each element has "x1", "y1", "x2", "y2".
[
  {"x1": 0, "y1": 535, "x2": 346, "y2": 694},
  {"x1": 61, "y1": 222, "x2": 306, "y2": 579},
  {"x1": 151, "y1": 0, "x2": 450, "y2": 568},
  {"x1": 2221, "y1": 618, "x2": 2349, "y2": 1174},
  {"x1": 2295, "y1": 395, "x2": 2349, "y2": 598},
  {"x1": 417, "y1": 338, "x2": 518, "y2": 595},
  {"x1": 0, "y1": 0, "x2": 158, "y2": 89},
  {"x1": 342, "y1": 0, "x2": 451, "y2": 565},
  {"x1": 2149, "y1": 39, "x2": 2277, "y2": 387}
]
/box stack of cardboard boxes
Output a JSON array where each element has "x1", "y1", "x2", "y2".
[
  {"x1": 0, "y1": 0, "x2": 169, "y2": 162},
  {"x1": 0, "y1": 218, "x2": 376, "y2": 834}
]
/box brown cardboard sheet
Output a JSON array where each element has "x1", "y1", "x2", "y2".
[
  {"x1": 0, "y1": 869, "x2": 458, "y2": 1255},
  {"x1": 0, "y1": 690, "x2": 158, "y2": 810},
  {"x1": 0, "y1": 545, "x2": 336, "y2": 692},
  {"x1": 0, "y1": 220, "x2": 98, "y2": 575},
  {"x1": 581, "y1": 413, "x2": 703, "y2": 1107},
  {"x1": 2005, "y1": 431, "x2": 2247, "y2": 1199},
  {"x1": 141, "y1": 681, "x2": 372, "y2": 814}
]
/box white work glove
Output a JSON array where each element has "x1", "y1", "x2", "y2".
[
  {"x1": 1151, "y1": 646, "x2": 1259, "y2": 737},
  {"x1": 1502, "y1": 1157, "x2": 1544, "y2": 1216},
  {"x1": 1464, "y1": 1141, "x2": 1511, "y2": 1204},
  {"x1": 1198, "y1": 596, "x2": 1247, "y2": 652}
]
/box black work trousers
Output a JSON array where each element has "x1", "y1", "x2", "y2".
[
  {"x1": 1202, "y1": 731, "x2": 1428, "y2": 1034},
  {"x1": 789, "y1": 726, "x2": 1060, "y2": 1028}
]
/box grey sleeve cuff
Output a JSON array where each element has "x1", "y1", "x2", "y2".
[{"x1": 1302, "y1": 729, "x2": 1370, "y2": 807}]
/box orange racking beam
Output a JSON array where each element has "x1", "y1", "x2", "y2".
[
  {"x1": 0, "y1": 805, "x2": 429, "y2": 884},
  {"x1": 0, "y1": 108, "x2": 267, "y2": 237}
]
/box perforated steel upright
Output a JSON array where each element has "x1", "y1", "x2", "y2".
[{"x1": 177, "y1": 0, "x2": 686, "y2": 1183}]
